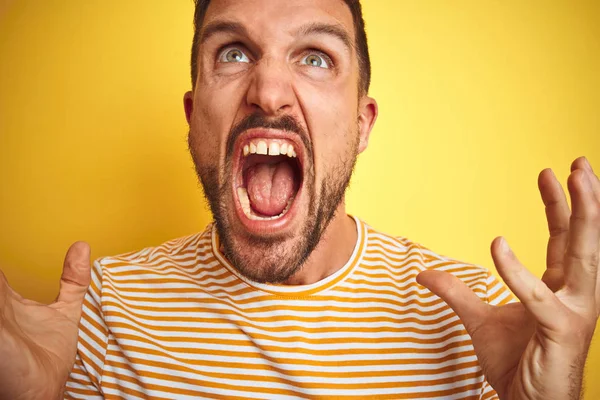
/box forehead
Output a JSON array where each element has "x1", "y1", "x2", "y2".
[{"x1": 202, "y1": 0, "x2": 355, "y2": 42}]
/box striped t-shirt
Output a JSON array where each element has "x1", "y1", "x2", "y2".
[{"x1": 65, "y1": 217, "x2": 512, "y2": 399}]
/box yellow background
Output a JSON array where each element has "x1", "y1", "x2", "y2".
[{"x1": 1, "y1": 0, "x2": 598, "y2": 397}]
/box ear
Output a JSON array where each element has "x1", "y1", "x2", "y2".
[
  {"x1": 357, "y1": 95, "x2": 378, "y2": 154},
  {"x1": 183, "y1": 91, "x2": 194, "y2": 124}
]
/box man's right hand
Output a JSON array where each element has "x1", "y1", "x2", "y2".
[{"x1": 0, "y1": 242, "x2": 91, "y2": 400}]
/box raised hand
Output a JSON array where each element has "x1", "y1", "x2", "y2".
[
  {"x1": 417, "y1": 157, "x2": 600, "y2": 400},
  {"x1": 0, "y1": 242, "x2": 91, "y2": 400}
]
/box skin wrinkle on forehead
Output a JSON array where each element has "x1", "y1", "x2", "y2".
[{"x1": 191, "y1": 0, "x2": 370, "y2": 92}]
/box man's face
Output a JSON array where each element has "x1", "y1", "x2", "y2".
[{"x1": 185, "y1": 0, "x2": 376, "y2": 283}]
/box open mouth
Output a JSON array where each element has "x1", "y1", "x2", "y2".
[{"x1": 234, "y1": 134, "x2": 304, "y2": 223}]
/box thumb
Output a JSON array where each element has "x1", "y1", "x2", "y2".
[
  {"x1": 55, "y1": 241, "x2": 91, "y2": 311},
  {"x1": 416, "y1": 270, "x2": 489, "y2": 334}
]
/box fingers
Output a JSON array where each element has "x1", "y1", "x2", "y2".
[
  {"x1": 571, "y1": 157, "x2": 600, "y2": 202},
  {"x1": 563, "y1": 168, "x2": 600, "y2": 298},
  {"x1": 491, "y1": 237, "x2": 566, "y2": 328},
  {"x1": 55, "y1": 241, "x2": 91, "y2": 315},
  {"x1": 575, "y1": 158, "x2": 600, "y2": 310},
  {"x1": 416, "y1": 270, "x2": 489, "y2": 334},
  {"x1": 541, "y1": 268, "x2": 564, "y2": 293},
  {"x1": 538, "y1": 168, "x2": 569, "y2": 291}
]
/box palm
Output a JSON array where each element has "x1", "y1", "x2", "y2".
[
  {"x1": 466, "y1": 303, "x2": 531, "y2": 394},
  {"x1": 468, "y1": 287, "x2": 596, "y2": 399},
  {"x1": 0, "y1": 242, "x2": 91, "y2": 400},
  {"x1": 418, "y1": 158, "x2": 600, "y2": 400}
]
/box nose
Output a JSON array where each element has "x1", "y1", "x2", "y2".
[{"x1": 245, "y1": 57, "x2": 296, "y2": 116}]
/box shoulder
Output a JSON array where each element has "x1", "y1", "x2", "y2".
[
  {"x1": 93, "y1": 224, "x2": 214, "y2": 276},
  {"x1": 363, "y1": 221, "x2": 487, "y2": 276},
  {"x1": 361, "y1": 220, "x2": 512, "y2": 305}
]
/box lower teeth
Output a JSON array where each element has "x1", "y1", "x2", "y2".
[{"x1": 237, "y1": 187, "x2": 294, "y2": 220}]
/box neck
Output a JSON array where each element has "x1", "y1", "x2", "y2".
[{"x1": 283, "y1": 202, "x2": 358, "y2": 286}]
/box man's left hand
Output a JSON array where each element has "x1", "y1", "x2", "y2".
[{"x1": 417, "y1": 156, "x2": 600, "y2": 400}]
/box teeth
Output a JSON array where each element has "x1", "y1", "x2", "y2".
[
  {"x1": 242, "y1": 139, "x2": 297, "y2": 158},
  {"x1": 256, "y1": 141, "x2": 268, "y2": 155},
  {"x1": 268, "y1": 142, "x2": 280, "y2": 156},
  {"x1": 237, "y1": 187, "x2": 252, "y2": 216}
]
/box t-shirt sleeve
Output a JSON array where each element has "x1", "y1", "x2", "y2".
[
  {"x1": 485, "y1": 269, "x2": 515, "y2": 306},
  {"x1": 479, "y1": 379, "x2": 499, "y2": 399},
  {"x1": 63, "y1": 260, "x2": 108, "y2": 399}
]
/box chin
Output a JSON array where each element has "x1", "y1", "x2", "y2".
[
  {"x1": 219, "y1": 231, "x2": 309, "y2": 284},
  {"x1": 212, "y1": 125, "x2": 319, "y2": 283},
  {"x1": 190, "y1": 115, "x2": 357, "y2": 284}
]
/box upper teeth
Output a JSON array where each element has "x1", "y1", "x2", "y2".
[{"x1": 243, "y1": 139, "x2": 296, "y2": 158}]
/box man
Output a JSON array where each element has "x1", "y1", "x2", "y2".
[{"x1": 0, "y1": 0, "x2": 598, "y2": 399}]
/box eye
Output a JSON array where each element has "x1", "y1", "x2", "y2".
[
  {"x1": 301, "y1": 53, "x2": 330, "y2": 69},
  {"x1": 218, "y1": 47, "x2": 250, "y2": 63}
]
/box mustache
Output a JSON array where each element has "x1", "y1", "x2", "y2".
[{"x1": 226, "y1": 112, "x2": 312, "y2": 159}]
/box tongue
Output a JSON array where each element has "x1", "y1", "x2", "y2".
[{"x1": 246, "y1": 161, "x2": 296, "y2": 216}]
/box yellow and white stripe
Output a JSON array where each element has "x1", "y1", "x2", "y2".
[{"x1": 65, "y1": 217, "x2": 511, "y2": 399}]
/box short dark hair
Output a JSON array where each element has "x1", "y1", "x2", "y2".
[{"x1": 190, "y1": 0, "x2": 371, "y2": 94}]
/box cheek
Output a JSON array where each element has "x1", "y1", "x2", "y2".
[
  {"x1": 191, "y1": 89, "x2": 240, "y2": 162},
  {"x1": 296, "y1": 81, "x2": 358, "y2": 172},
  {"x1": 190, "y1": 106, "x2": 219, "y2": 161}
]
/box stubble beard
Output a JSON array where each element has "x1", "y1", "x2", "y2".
[{"x1": 188, "y1": 123, "x2": 359, "y2": 284}]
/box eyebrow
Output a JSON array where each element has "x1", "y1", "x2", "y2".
[
  {"x1": 199, "y1": 21, "x2": 250, "y2": 45},
  {"x1": 199, "y1": 20, "x2": 354, "y2": 54},
  {"x1": 293, "y1": 22, "x2": 354, "y2": 54}
]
